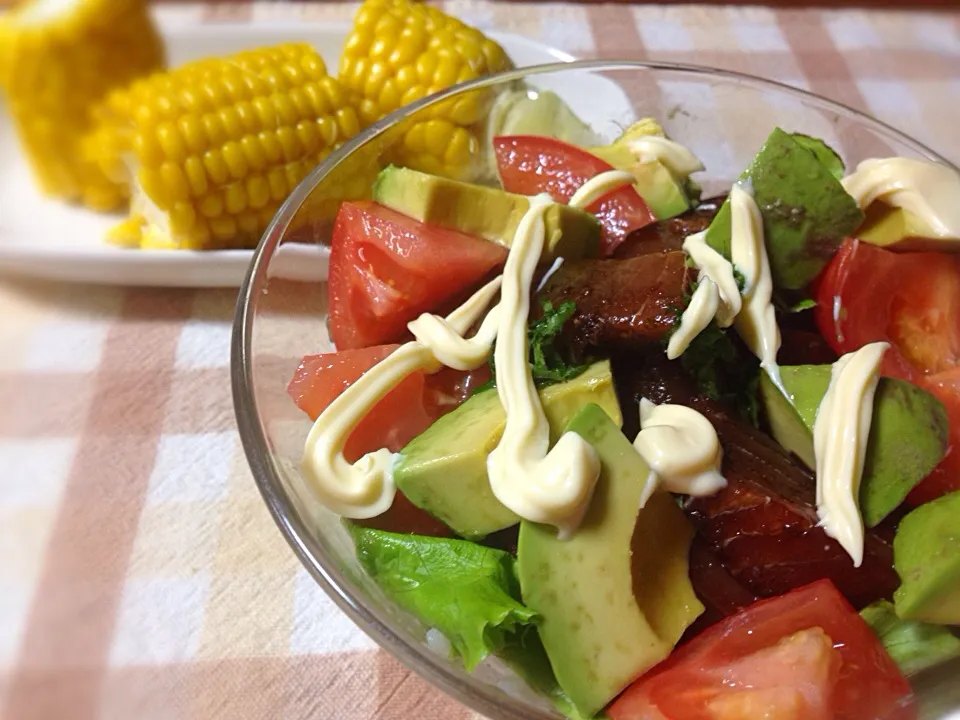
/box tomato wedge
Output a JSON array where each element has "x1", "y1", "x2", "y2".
[
  {"x1": 608, "y1": 580, "x2": 915, "y2": 720},
  {"x1": 813, "y1": 238, "x2": 960, "y2": 502},
  {"x1": 493, "y1": 135, "x2": 656, "y2": 256},
  {"x1": 328, "y1": 202, "x2": 507, "y2": 350}
]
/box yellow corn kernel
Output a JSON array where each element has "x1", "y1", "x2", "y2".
[
  {"x1": 222, "y1": 141, "x2": 249, "y2": 181},
  {"x1": 202, "y1": 149, "x2": 230, "y2": 187},
  {"x1": 267, "y1": 167, "x2": 288, "y2": 201},
  {"x1": 338, "y1": 0, "x2": 513, "y2": 180},
  {"x1": 224, "y1": 183, "x2": 248, "y2": 215},
  {"x1": 169, "y1": 202, "x2": 198, "y2": 235},
  {"x1": 210, "y1": 215, "x2": 238, "y2": 240},
  {"x1": 246, "y1": 176, "x2": 271, "y2": 210},
  {"x1": 199, "y1": 193, "x2": 224, "y2": 219},
  {"x1": 106, "y1": 215, "x2": 146, "y2": 248},
  {"x1": 240, "y1": 135, "x2": 268, "y2": 172},
  {"x1": 0, "y1": 0, "x2": 164, "y2": 210},
  {"x1": 183, "y1": 156, "x2": 209, "y2": 197}
]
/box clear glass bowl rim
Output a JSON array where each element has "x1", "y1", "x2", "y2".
[{"x1": 232, "y1": 59, "x2": 958, "y2": 720}]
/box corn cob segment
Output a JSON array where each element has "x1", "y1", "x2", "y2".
[
  {"x1": 339, "y1": 0, "x2": 513, "y2": 181},
  {"x1": 0, "y1": 0, "x2": 164, "y2": 211},
  {"x1": 88, "y1": 43, "x2": 364, "y2": 250}
]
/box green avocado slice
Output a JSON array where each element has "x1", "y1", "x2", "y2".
[
  {"x1": 759, "y1": 365, "x2": 948, "y2": 526},
  {"x1": 394, "y1": 361, "x2": 622, "y2": 540},
  {"x1": 372, "y1": 165, "x2": 601, "y2": 260},
  {"x1": 894, "y1": 491, "x2": 960, "y2": 625},
  {"x1": 704, "y1": 128, "x2": 864, "y2": 291},
  {"x1": 517, "y1": 403, "x2": 703, "y2": 718}
]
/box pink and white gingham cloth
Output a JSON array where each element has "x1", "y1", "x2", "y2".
[{"x1": 1, "y1": 3, "x2": 958, "y2": 719}]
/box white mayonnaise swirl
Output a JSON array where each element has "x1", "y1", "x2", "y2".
[
  {"x1": 814, "y1": 341, "x2": 889, "y2": 567},
  {"x1": 486, "y1": 194, "x2": 601, "y2": 538},
  {"x1": 632, "y1": 399, "x2": 726, "y2": 505},
  {"x1": 300, "y1": 278, "x2": 502, "y2": 518},
  {"x1": 842, "y1": 158, "x2": 960, "y2": 240},
  {"x1": 627, "y1": 136, "x2": 705, "y2": 178}
]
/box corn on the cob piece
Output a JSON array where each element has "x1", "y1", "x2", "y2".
[
  {"x1": 87, "y1": 43, "x2": 364, "y2": 250},
  {"x1": 0, "y1": 0, "x2": 164, "y2": 211},
  {"x1": 339, "y1": 0, "x2": 513, "y2": 181}
]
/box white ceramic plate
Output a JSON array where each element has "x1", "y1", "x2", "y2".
[{"x1": 0, "y1": 22, "x2": 630, "y2": 287}]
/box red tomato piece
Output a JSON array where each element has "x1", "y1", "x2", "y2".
[
  {"x1": 908, "y1": 366, "x2": 960, "y2": 505},
  {"x1": 608, "y1": 580, "x2": 915, "y2": 720},
  {"x1": 493, "y1": 135, "x2": 656, "y2": 256},
  {"x1": 328, "y1": 201, "x2": 507, "y2": 350},
  {"x1": 287, "y1": 344, "x2": 430, "y2": 462},
  {"x1": 813, "y1": 239, "x2": 960, "y2": 502}
]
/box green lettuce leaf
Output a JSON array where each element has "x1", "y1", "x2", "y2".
[
  {"x1": 351, "y1": 526, "x2": 538, "y2": 671},
  {"x1": 790, "y1": 133, "x2": 845, "y2": 181},
  {"x1": 861, "y1": 600, "x2": 960, "y2": 676}
]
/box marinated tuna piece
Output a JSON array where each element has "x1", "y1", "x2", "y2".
[
  {"x1": 612, "y1": 195, "x2": 726, "y2": 259},
  {"x1": 613, "y1": 357, "x2": 900, "y2": 609},
  {"x1": 537, "y1": 251, "x2": 690, "y2": 360}
]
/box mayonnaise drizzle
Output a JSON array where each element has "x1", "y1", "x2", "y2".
[
  {"x1": 730, "y1": 184, "x2": 784, "y2": 394},
  {"x1": 486, "y1": 194, "x2": 601, "y2": 538},
  {"x1": 669, "y1": 184, "x2": 784, "y2": 394},
  {"x1": 568, "y1": 170, "x2": 637, "y2": 208},
  {"x1": 632, "y1": 399, "x2": 726, "y2": 505},
  {"x1": 814, "y1": 341, "x2": 889, "y2": 567},
  {"x1": 300, "y1": 277, "x2": 502, "y2": 518},
  {"x1": 842, "y1": 157, "x2": 960, "y2": 239},
  {"x1": 627, "y1": 136, "x2": 705, "y2": 178},
  {"x1": 666, "y1": 277, "x2": 720, "y2": 360},
  {"x1": 683, "y1": 230, "x2": 741, "y2": 327}
]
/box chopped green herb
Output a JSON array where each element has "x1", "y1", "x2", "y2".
[
  {"x1": 788, "y1": 298, "x2": 817, "y2": 312},
  {"x1": 732, "y1": 267, "x2": 747, "y2": 293},
  {"x1": 476, "y1": 300, "x2": 589, "y2": 393}
]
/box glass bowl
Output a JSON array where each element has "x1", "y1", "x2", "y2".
[{"x1": 232, "y1": 61, "x2": 960, "y2": 720}]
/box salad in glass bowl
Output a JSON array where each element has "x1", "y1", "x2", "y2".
[{"x1": 233, "y1": 61, "x2": 960, "y2": 720}]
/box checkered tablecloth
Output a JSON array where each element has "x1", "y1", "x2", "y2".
[{"x1": 2, "y1": 3, "x2": 959, "y2": 720}]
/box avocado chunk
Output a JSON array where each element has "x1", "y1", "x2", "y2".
[
  {"x1": 589, "y1": 119, "x2": 694, "y2": 220},
  {"x1": 894, "y1": 491, "x2": 960, "y2": 624},
  {"x1": 759, "y1": 365, "x2": 949, "y2": 526},
  {"x1": 517, "y1": 403, "x2": 703, "y2": 718},
  {"x1": 394, "y1": 361, "x2": 622, "y2": 540},
  {"x1": 705, "y1": 128, "x2": 864, "y2": 290},
  {"x1": 856, "y1": 203, "x2": 958, "y2": 252},
  {"x1": 372, "y1": 165, "x2": 601, "y2": 260}
]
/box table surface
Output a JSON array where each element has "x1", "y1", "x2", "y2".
[{"x1": 2, "y1": 3, "x2": 960, "y2": 720}]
